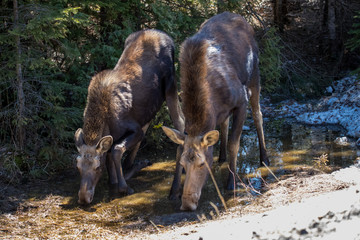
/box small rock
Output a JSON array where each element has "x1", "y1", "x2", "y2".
[
  {"x1": 334, "y1": 136, "x2": 349, "y2": 146},
  {"x1": 309, "y1": 220, "x2": 319, "y2": 229},
  {"x1": 298, "y1": 229, "x2": 308, "y2": 235},
  {"x1": 326, "y1": 86, "x2": 333, "y2": 93}
]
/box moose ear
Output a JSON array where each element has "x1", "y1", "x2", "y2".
[
  {"x1": 74, "y1": 128, "x2": 85, "y2": 152},
  {"x1": 162, "y1": 126, "x2": 185, "y2": 145},
  {"x1": 201, "y1": 130, "x2": 219, "y2": 147},
  {"x1": 96, "y1": 135, "x2": 113, "y2": 154}
]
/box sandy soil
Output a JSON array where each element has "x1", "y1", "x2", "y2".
[{"x1": 143, "y1": 164, "x2": 360, "y2": 240}]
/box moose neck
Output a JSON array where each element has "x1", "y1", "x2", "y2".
[
  {"x1": 83, "y1": 70, "x2": 113, "y2": 146},
  {"x1": 180, "y1": 37, "x2": 217, "y2": 136}
]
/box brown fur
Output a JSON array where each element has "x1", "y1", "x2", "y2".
[
  {"x1": 83, "y1": 70, "x2": 114, "y2": 145},
  {"x1": 75, "y1": 29, "x2": 184, "y2": 204},
  {"x1": 180, "y1": 37, "x2": 214, "y2": 136},
  {"x1": 164, "y1": 12, "x2": 269, "y2": 210}
]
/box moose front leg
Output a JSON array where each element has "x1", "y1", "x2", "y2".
[
  {"x1": 106, "y1": 152, "x2": 117, "y2": 185},
  {"x1": 112, "y1": 126, "x2": 144, "y2": 194},
  {"x1": 219, "y1": 117, "x2": 229, "y2": 163},
  {"x1": 169, "y1": 145, "x2": 184, "y2": 200},
  {"x1": 123, "y1": 122, "x2": 150, "y2": 171}
]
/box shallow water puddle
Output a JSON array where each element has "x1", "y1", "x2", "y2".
[{"x1": 10, "y1": 120, "x2": 359, "y2": 233}]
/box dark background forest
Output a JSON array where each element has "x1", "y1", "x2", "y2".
[{"x1": 1, "y1": 0, "x2": 359, "y2": 181}]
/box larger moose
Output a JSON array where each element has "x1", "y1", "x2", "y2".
[
  {"x1": 162, "y1": 12, "x2": 270, "y2": 211},
  {"x1": 74, "y1": 29, "x2": 184, "y2": 204}
]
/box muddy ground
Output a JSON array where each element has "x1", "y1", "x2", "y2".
[{"x1": 1, "y1": 162, "x2": 360, "y2": 240}]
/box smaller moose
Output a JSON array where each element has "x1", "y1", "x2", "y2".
[
  {"x1": 75, "y1": 29, "x2": 184, "y2": 204},
  {"x1": 162, "y1": 12, "x2": 269, "y2": 211}
]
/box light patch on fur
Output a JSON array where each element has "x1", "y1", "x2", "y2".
[
  {"x1": 151, "y1": 35, "x2": 161, "y2": 55},
  {"x1": 113, "y1": 82, "x2": 133, "y2": 111},
  {"x1": 207, "y1": 43, "x2": 221, "y2": 56},
  {"x1": 77, "y1": 145, "x2": 98, "y2": 166},
  {"x1": 206, "y1": 41, "x2": 232, "y2": 82},
  {"x1": 248, "y1": 88, "x2": 252, "y2": 98},
  {"x1": 243, "y1": 85, "x2": 249, "y2": 102},
  {"x1": 246, "y1": 46, "x2": 254, "y2": 77},
  {"x1": 101, "y1": 71, "x2": 119, "y2": 87}
]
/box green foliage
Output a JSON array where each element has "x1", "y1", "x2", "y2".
[
  {"x1": 1, "y1": 0, "x2": 355, "y2": 180},
  {"x1": 0, "y1": 1, "x2": 91, "y2": 178},
  {"x1": 259, "y1": 27, "x2": 283, "y2": 93},
  {"x1": 146, "y1": 103, "x2": 174, "y2": 150},
  {"x1": 258, "y1": 27, "x2": 330, "y2": 100}
]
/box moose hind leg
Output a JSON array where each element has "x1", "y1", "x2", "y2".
[
  {"x1": 227, "y1": 104, "x2": 247, "y2": 190},
  {"x1": 165, "y1": 77, "x2": 185, "y2": 133},
  {"x1": 249, "y1": 87, "x2": 270, "y2": 166}
]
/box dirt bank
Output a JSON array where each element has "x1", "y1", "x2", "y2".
[{"x1": 144, "y1": 164, "x2": 360, "y2": 240}]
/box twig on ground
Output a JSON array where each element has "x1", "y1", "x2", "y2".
[
  {"x1": 246, "y1": 176, "x2": 262, "y2": 195},
  {"x1": 204, "y1": 160, "x2": 228, "y2": 211},
  {"x1": 227, "y1": 165, "x2": 236, "y2": 202},
  {"x1": 149, "y1": 220, "x2": 160, "y2": 233},
  {"x1": 263, "y1": 162, "x2": 280, "y2": 182},
  {"x1": 209, "y1": 201, "x2": 220, "y2": 217}
]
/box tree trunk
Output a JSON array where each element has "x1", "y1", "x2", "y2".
[
  {"x1": 273, "y1": 0, "x2": 288, "y2": 32},
  {"x1": 217, "y1": 0, "x2": 225, "y2": 13},
  {"x1": 274, "y1": 0, "x2": 283, "y2": 31},
  {"x1": 13, "y1": 0, "x2": 25, "y2": 151},
  {"x1": 327, "y1": 0, "x2": 336, "y2": 58}
]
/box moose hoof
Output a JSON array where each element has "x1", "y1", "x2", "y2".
[
  {"x1": 118, "y1": 185, "x2": 129, "y2": 194},
  {"x1": 226, "y1": 177, "x2": 236, "y2": 190},
  {"x1": 138, "y1": 159, "x2": 152, "y2": 169},
  {"x1": 261, "y1": 158, "x2": 270, "y2": 167},
  {"x1": 118, "y1": 186, "x2": 134, "y2": 195},
  {"x1": 169, "y1": 190, "x2": 181, "y2": 201},
  {"x1": 127, "y1": 186, "x2": 134, "y2": 195}
]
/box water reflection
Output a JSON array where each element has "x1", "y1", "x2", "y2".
[{"x1": 239, "y1": 120, "x2": 359, "y2": 175}]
